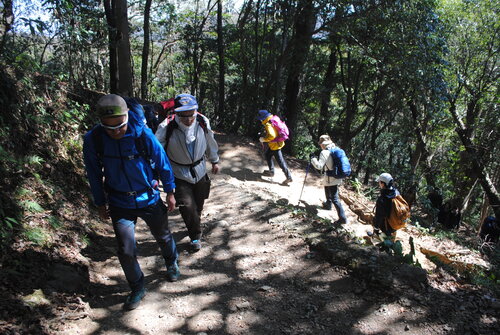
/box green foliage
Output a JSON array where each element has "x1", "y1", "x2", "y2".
[
  {"x1": 377, "y1": 236, "x2": 421, "y2": 267},
  {"x1": 0, "y1": 145, "x2": 17, "y2": 164},
  {"x1": 13, "y1": 53, "x2": 41, "y2": 71},
  {"x1": 24, "y1": 155, "x2": 44, "y2": 166},
  {"x1": 0, "y1": 217, "x2": 18, "y2": 241},
  {"x1": 48, "y1": 216, "x2": 62, "y2": 230},
  {"x1": 350, "y1": 178, "x2": 378, "y2": 200},
  {"x1": 350, "y1": 178, "x2": 363, "y2": 194},
  {"x1": 20, "y1": 200, "x2": 44, "y2": 213},
  {"x1": 15, "y1": 188, "x2": 33, "y2": 198},
  {"x1": 23, "y1": 226, "x2": 51, "y2": 247},
  {"x1": 80, "y1": 234, "x2": 90, "y2": 248},
  {"x1": 413, "y1": 221, "x2": 431, "y2": 235}
]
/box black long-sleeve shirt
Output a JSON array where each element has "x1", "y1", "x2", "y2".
[{"x1": 374, "y1": 187, "x2": 399, "y2": 234}]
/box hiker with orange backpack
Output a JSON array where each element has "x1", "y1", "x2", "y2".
[
  {"x1": 256, "y1": 110, "x2": 293, "y2": 185},
  {"x1": 372, "y1": 173, "x2": 410, "y2": 240},
  {"x1": 155, "y1": 94, "x2": 219, "y2": 252}
]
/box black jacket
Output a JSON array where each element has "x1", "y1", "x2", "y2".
[{"x1": 374, "y1": 187, "x2": 399, "y2": 234}]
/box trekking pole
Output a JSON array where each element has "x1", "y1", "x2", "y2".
[{"x1": 297, "y1": 162, "x2": 311, "y2": 206}]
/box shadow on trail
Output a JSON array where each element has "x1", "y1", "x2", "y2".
[{"x1": 81, "y1": 134, "x2": 497, "y2": 335}]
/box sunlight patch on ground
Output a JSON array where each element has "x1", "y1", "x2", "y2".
[
  {"x1": 187, "y1": 309, "x2": 225, "y2": 332},
  {"x1": 160, "y1": 273, "x2": 232, "y2": 294}
]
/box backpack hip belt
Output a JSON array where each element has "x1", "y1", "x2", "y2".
[
  {"x1": 169, "y1": 157, "x2": 204, "y2": 178},
  {"x1": 105, "y1": 184, "x2": 152, "y2": 197}
]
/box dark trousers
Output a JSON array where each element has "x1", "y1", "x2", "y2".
[
  {"x1": 110, "y1": 199, "x2": 178, "y2": 292},
  {"x1": 174, "y1": 175, "x2": 211, "y2": 241},
  {"x1": 324, "y1": 185, "x2": 346, "y2": 222},
  {"x1": 265, "y1": 148, "x2": 292, "y2": 179}
]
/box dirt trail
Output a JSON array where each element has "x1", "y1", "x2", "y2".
[{"x1": 60, "y1": 134, "x2": 498, "y2": 335}]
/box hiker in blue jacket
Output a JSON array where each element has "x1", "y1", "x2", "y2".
[
  {"x1": 310, "y1": 135, "x2": 347, "y2": 225},
  {"x1": 373, "y1": 172, "x2": 399, "y2": 237},
  {"x1": 83, "y1": 94, "x2": 179, "y2": 311}
]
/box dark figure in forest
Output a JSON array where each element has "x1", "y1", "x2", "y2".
[
  {"x1": 427, "y1": 190, "x2": 461, "y2": 229},
  {"x1": 310, "y1": 135, "x2": 348, "y2": 224},
  {"x1": 480, "y1": 216, "x2": 499, "y2": 244},
  {"x1": 155, "y1": 94, "x2": 220, "y2": 252},
  {"x1": 257, "y1": 110, "x2": 293, "y2": 185},
  {"x1": 83, "y1": 94, "x2": 179, "y2": 311},
  {"x1": 143, "y1": 104, "x2": 159, "y2": 134},
  {"x1": 372, "y1": 173, "x2": 400, "y2": 239}
]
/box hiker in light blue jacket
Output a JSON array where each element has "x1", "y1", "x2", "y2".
[
  {"x1": 156, "y1": 94, "x2": 219, "y2": 252},
  {"x1": 83, "y1": 94, "x2": 179, "y2": 311}
]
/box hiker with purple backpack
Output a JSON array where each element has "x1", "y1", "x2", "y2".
[{"x1": 257, "y1": 110, "x2": 293, "y2": 185}]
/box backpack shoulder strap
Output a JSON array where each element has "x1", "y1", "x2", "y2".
[
  {"x1": 135, "y1": 131, "x2": 150, "y2": 161},
  {"x1": 92, "y1": 126, "x2": 105, "y2": 162},
  {"x1": 196, "y1": 114, "x2": 208, "y2": 133},
  {"x1": 164, "y1": 117, "x2": 179, "y2": 149}
]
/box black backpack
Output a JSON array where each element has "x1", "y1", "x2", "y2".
[{"x1": 143, "y1": 104, "x2": 159, "y2": 133}]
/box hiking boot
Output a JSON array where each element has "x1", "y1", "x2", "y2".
[
  {"x1": 283, "y1": 177, "x2": 293, "y2": 185},
  {"x1": 166, "y1": 262, "x2": 180, "y2": 282},
  {"x1": 190, "y1": 239, "x2": 201, "y2": 252},
  {"x1": 263, "y1": 170, "x2": 274, "y2": 177},
  {"x1": 322, "y1": 201, "x2": 332, "y2": 210},
  {"x1": 367, "y1": 228, "x2": 380, "y2": 237},
  {"x1": 123, "y1": 288, "x2": 146, "y2": 311},
  {"x1": 334, "y1": 219, "x2": 347, "y2": 225}
]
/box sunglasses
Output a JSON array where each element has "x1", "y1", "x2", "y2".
[
  {"x1": 100, "y1": 115, "x2": 128, "y2": 130},
  {"x1": 178, "y1": 112, "x2": 197, "y2": 119}
]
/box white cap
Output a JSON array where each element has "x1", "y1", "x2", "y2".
[{"x1": 376, "y1": 173, "x2": 393, "y2": 184}]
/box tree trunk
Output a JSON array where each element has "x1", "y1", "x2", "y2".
[
  {"x1": 140, "y1": 0, "x2": 152, "y2": 99},
  {"x1": 282, "y1": 0, "x2": 316, "y2": 153},
  {"x1": 409, "y1": 101, "x2": 436, "y2": 187},
  {"x1": 363, "y1": 109, "x2": 381, "y2": 184},
  {"x1": 318, "y1": 41, "x2": 338, "y2": 138},
  {"x1": 0, "y1": 0, "x2": 14, "y2": 53},
  {"x1": 450, "y1": 103, "x2": 500, "y2": 218},
  {"x1": 217, "y1": 0, "x2": 225, "y2": 117},
  {"x1": 103, "y1": 0, "x2": 118, "y2": 93},
  {"x1": 115, "y1": 0, "x2": 133, "y2": 96}
]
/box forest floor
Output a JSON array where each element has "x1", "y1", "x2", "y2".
[{"x1": 1, "y1": 133, "x2": 499, "y2": 335}]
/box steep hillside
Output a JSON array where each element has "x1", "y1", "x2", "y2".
[{"x1": 0, "y1": 68, "x2": 102, "y2": 334}]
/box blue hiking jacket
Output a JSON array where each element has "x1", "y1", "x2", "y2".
[{"x1": 83, "y1": 100, "x2": 175, "y2": 209}]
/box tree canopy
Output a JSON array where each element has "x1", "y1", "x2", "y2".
[{"x1": 1, "y1": 0, "x2": 499, "y2": 230}]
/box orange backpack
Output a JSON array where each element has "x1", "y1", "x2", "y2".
[{"x1": 386, "y1": 195, "x2": 411, "y2": 230}]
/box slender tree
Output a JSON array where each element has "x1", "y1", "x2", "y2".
[
  {"x1": 0, "y1": 0, "x2": 13, "y2": 53},
  {"x1": 217, "y1": 0, "x2": 224, "y2": 115},
  {"x1": 141, "y1": 0, "x2": 152, "y2": 99},
  {"x1": 282, "y1": 0, "x2": 316, "y2": 152}
]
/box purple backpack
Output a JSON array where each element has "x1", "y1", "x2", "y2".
[{"x1": 269, "y1": 115, "x2": 289, "y2": 142}]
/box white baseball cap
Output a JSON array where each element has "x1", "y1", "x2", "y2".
[{"x1": 376, "y1": 173, "x2": 393, "y2": 184}]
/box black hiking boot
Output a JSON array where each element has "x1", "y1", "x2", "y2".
[
  {"x1": 263, "y1": 170, "x2": 275, "y2": 177},
  {"x1": 123, "y1": 288, "x2": 146, "y2": 311}
]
